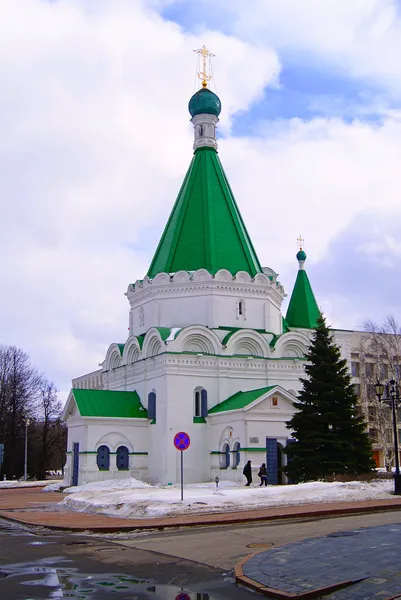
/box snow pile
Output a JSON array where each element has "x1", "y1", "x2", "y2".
[
  {"x1": 0, "y1": 479, "x2": 60, "y2": 489},
  {"x1": 61, "y1": 477, "x2": 394, "y2": 519},
  {"x1": 63, "y1": 477, "x2": 151, "y2": 495}
]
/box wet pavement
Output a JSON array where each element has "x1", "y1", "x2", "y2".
[
  {"x1": 0, "y1": 519, "x2": 254, "y2": 600},
  {"x1": 238, "y1": 522, "x2": 401, "y2": 598}
]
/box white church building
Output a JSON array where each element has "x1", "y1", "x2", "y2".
[{"x1": 62, "y1": 63, "x2": 384, "y2": 487}]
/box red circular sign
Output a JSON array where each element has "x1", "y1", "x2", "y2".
[
  {"x1": 174, "y1": 431, "x2": 190, "y2": 451},
  {"x1": 175, "y1": 594, "x2": 191, "y2": 600}
]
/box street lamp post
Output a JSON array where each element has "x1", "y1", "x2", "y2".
[
  {"x1": 375, "y1": 380, "x2": 401, "y2": 495},
  {"x1": 24, "y1": 418, "x2": 30, "y2": 482}
]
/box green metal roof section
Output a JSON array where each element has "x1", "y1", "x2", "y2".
[
  {"x1": 147, "y1": 147, "x2": 263, "y2": 278},
  {"x1": 209, "y1": 385, "x2": 276, "y2": 414},
  {"x1": 117, "y1": 344, "x2": 125, "y2": 356},
  {"x1": 72, "y1": 389, "x2": 148, "y2": 418},
  {"x1": 156, "y1": 327, "x2": 172, "y2": 341},
  {"x1": 285, "y1": 269, "x2": 320, "y2": 329}
]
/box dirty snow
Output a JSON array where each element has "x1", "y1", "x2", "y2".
[
  {"x1": 60, "y1": 477, "x2": 395, "y2": 519},
  {"x1": 0, "y1": 479, "x2": 60, "y2": 489}
]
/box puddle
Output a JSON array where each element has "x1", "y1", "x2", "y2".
[{"x1": 0, "y1": 559, "x2": 215, "y2": 599}]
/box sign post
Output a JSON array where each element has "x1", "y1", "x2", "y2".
[{"x1": 173, "y1": 432, "x2": 191, "y2": 501}]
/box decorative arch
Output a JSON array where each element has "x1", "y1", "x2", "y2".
[
  {"x1": 142, "y1": 328, "x2": 164, "y2": 358},
  {"x1": 171, "y1": 270, "x2": 190, "y2": 283},
  {"x1": 95, "y1": 431, "x2": 133, "y2": 453},
  {"x1": 191, "y1": 269, "x2": 213, "y2": 282},
  {"x1": 214, "y1": 269, "x2": 233, "y2": 282},
  {"x1": 226, "y1": 330, "x2": 269, "y2": 358},
  {"x1": 234, "y1": 271, "x2": 252, "y2": 283},
  {"x1": 152, "y1": 272, "x2": 171, "y2": 285},
  {"x1": 274, "y1": 331, "x2": 310, "y2": 359},
  {"x1": 175, "y1": 326, "x2": 221, "y2": 355},
  {"x1": 253, "y1": 273, "x2": 270, "y2": 285},
  {"x1": 104, "y1": 343, "x2": 124, "y2": 371},
  {"x1": 123, "y1": 337, "x2": 141, "y2": 365}
]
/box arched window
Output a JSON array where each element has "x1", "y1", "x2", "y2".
[
  {"x1": 233, "y1": 442, "x2": 240, "y2": 467},
  {"x1": 221, "y1": 443, "x2": 230, "y2": 469},
  {"x1": 96, "y1": 445, "x2": 110, "y2": 470},
  {"x1": 148, "y1": 391, "x2": 156, "y2": 421},
  {"x1": 116, "y1": 446, "x2": 129, "y2": 470},
  {"x1": 199, "y1": 125, "x2": 203, "y2": 136},
  {"x1": 194, "y1": 388, "x2": 208, "y2": 417}
]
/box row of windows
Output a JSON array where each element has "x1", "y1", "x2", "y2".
[
  {"x1": 220, "y1": 443, "x2": 241, "y2": 469},
  {"x1": 97, "y1": 445, "x2": 129, "y2": 470},
  {"x1": 351, "y1": 361, "x2": 401, "y2": 379}
]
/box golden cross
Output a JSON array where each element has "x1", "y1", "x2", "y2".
[
  {"x1": 193, "y1": 45, "x2": 215, "y2": 88},
  {"x1": 297, "y1": 235, "x2": 304, "y2": 250}
]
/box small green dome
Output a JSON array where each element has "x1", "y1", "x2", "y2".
[
  {"x1": 297, "y1": 249, "x2": 307, "y2": 262},
  {"x1": 188, "y1": 87, "x2": 222, "y2": 118}
]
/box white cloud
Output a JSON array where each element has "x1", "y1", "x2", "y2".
[
  {"x1": 0, "y1": 0, "x2": 278, "y2": 402},
  {"x1": 175, "y1": 0, "x2": 401, "y2": 95},
  {"x1": 1, "y1": 0, "x2": 401, "y2": 405}
]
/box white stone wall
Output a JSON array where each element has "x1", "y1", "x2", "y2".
[{"x1": 126, "y1": 269, "x2": 285, "y2": 336}]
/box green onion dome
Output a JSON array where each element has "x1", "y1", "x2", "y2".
[
  {"x1": 188, "y1": 87, "x2": 222, "y2": 118},
  {"x1": 297, "y1": 249, "x2": 307, "y2": 262}
]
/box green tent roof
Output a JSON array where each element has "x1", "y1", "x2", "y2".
[
  {"x1": 285, "y1": 269, "x2": 320, "y2": 329},
  {"x1": 72, "y1": 389, "x2": 148, "y2": 418},
  {"x1": 147, "y1": 147, "x2": 263, "y2": 278},
  {"x1": 209, "y1": 386, "x2": 276, "y2": 414}
]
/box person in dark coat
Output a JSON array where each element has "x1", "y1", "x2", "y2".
[
  {"x1": 243, "y1": 460, "x2": 252, "y2": 486},
  {"x1": 258, "y1": 463, "x2": 268, "y2": 486}
]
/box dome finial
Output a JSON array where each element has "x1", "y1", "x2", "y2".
[
  {"x1": 296, "y1": 235, "x2": 307, "y2": 267},
  {"x1": 193, "y1": 45, "x2": 215, "y2": 89},
  {"x1": 297, "y1": 234, "x2": 304, "y2": 251}
]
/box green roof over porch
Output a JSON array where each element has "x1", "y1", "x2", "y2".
[
  {"x1": 209, "y1": 385, "x2": 276, "y2": 414},
  {"x1": 72, "y1": 389, "x2": 148, "y2": 418},
  {"x1": 147, "y1": 147, "x2": 263, "y2": 278}
]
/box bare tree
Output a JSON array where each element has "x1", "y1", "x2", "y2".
[
  {"x1": 34, "y1": 379, "x2": 63, "y2": 480},
  {"x1": 0, "y1": 345, "x2": 41, "y2": 478},
  {"x1": 360, "y1": 316, "x2": 401, "y2": 471}
]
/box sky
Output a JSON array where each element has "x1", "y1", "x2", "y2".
[{"x1": 1, "y1": 0, "x2": 401, "y2": 404}]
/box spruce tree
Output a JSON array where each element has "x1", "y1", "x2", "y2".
[{"x1": 284, "y1": 314, "x2": 375, "y2": 483}]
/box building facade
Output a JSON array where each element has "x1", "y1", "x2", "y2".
[{"x1": 62, "y1": 83, "x2": 396, "y2": 487}]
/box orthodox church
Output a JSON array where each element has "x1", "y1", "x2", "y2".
[{"x1": 62, "y1": 52, "x2": 370, "y2": 487}]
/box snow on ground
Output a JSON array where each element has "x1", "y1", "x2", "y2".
[
  {"x1": 61, "y1": 477, "x2": 394, "y2": 519},
  {"x1": 0, "y1": 479, "x2": 60, "y2": 489}
]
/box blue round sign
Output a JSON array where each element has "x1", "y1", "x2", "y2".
[
  {"x1": 175, "y1": 593, "x2": 190, "y2": 600},
  {"x1": 174, "y1": 431, "x2": 190, "y2": 451}
]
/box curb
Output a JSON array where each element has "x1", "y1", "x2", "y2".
[
  {"x1": 235, "y1": 553, "x2": 361, "y2": 600},
  {"x1": 1, "y1": 500, "x2": 401, "y2": 533}
]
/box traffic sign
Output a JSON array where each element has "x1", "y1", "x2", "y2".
[
  {"x1": 174, "y1": 432, "x2": 190, "y2": 451},
  {"x1": 175, "y1": 593, "x2": 190, "y2": 600}
]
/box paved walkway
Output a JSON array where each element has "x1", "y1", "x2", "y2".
[
  {"x1": 1, "y1": 486, "x2": 401, "y2": 532},
  {"x1": 235, "y1": 523, "x2": 401, "y2": 599}
]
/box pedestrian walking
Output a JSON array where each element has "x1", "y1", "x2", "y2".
[
  {"x1": 243, "y1": 460, "x2": 252, "y2": 486},
  {"x1": 258, "y1": 463, "x2": 268, "y2": 486}
]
